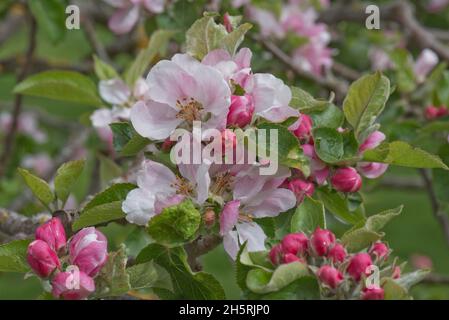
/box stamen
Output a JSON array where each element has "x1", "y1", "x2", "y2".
[
  {"x1": 176, "y1": 97, "x2": 203, "y2": 122},
  {"x1": 170, "y1": 176, "x2": 194, "y2": 196}
]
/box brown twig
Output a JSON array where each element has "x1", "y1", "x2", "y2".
[
  {"x1": 251, "y1": 34, "x2": 348, "y2": 98},
  {"x1": 185, "y1": 234, "x2": 222, "y2": 271},
  {"x1": 0, "y1": 16, "x2": 37, "y2": 178},
  {"x1": 419, "y1": 169, "x2": 449, "y2": 247},
  {"x1": 422, "y1": 273, "x2": 449, "y2": 285},
  {"x1": 0, "y1": 208, "x2": 50, "y2": 243},
  {"x1": 82, "y1": 15, "x2": 112, "y2": 64}
]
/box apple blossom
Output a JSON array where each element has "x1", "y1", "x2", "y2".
[
  {"x1": 283, "y1": 253, "x2": 304, "y2": 264},
  {"x1": 331, "y1": 167, "x2": 362, "y2": 193},
  {"x1": 51, "y1": 268, "x2": 95, "y2": 300},
  {"x1": 27, "y1": 240, "x2": 60, "y2": 278},
  {"x1": 359, "y1": 131, "x2": 386, "y2": 153},
  {"x1": 69, "y1": 227, "x2": 108, "y2": 277},
  {"x1": 35, "y1": 217, "x2": 67, "y2": 252},
  {"x1": 414, "y1": 49, "x2": 438, "y2": 83},
  {"x1": 357, "y1": 162, "x2": 389, "y2": 179},
  {"x1": 327, "y1": 243, "x2": 347, "y2": 264},
  {"x1": 281, "y1": 233, "x2": 309, "y2": 256},
  {"x1": 282, "y1": 178, "x2": 315, "y2": 203},
  {"x1": 369, "y1": 241, "x2": 389, "y2": 261},
  {"x1": 361, "y1": 286, "x2": 385, "y2": 300},
  {"x1": 310, "y1": 227, "x2": 336, "y2": 256},
  {"x1": 269, "y1": 244, "x2": 284, "y2": 266},
  {"x1": 227, "y1": 95, "x2": 255, "y2": 128},
  {"x1": 347, "y1": 253, "x2": 373, "y2": 281},
  {"x1": 317, "y1": 265, "x2": 344, "y2": 289}
]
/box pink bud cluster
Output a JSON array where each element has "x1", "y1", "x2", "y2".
[
  {"x1": 288, "y1": 115, "x2": 389, "y2": 196},
  {"x1": 425, "y1": 105, "x2": 449, "y2": 120},
  {"x1": 268, "y1": 228, "x2": 402, "y2": 300},
  {"x1": 27, "y1": 217, "x2": 108, "y2": 300}
]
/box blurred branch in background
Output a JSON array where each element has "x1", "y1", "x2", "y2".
[
  {"x1": 0, "y1": 13, "x2": 37, "y2": 179},
  {"x1": 0, "y1": 209, "x2": 49, "y2": 243}
]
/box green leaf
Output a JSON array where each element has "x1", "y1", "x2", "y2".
[
  {"x1": 54, "y1": 160, "x2": 85, "y2": 205},
  {"x1": 14, "y1": 71, "x2": 102, "y2": 107},
  {"x1": 93, "y1": 55, "x2": 119, "y2": 80},
  {"x1": 256, "y1": 123, "x2": 310, "y2": 175},
  {"x1": 127, "y1": 261, "x2": 159, "y2": 290},
  {"x1": 136, "y1": 244, "x2": 225, "y2": 299},
  {"x1": 341, "y1": 206, "x2": 402, "y2": 252},
  {"x1": 73, "y1": 201, "x2": 124, "y2": 231},
  {"x1": 291, "y1": 197, "x2": 325, "y2": 233},
  {"x1": 312, "y1": 127, "x2": 359, "y2": 164},
  {"x1": 246, "y1": 261, "x2": 310, "y2": 294},
  {"x1": 98, "y1": 155, "x2": 122, "y2": 188},
  {"x1": 95, "y1": 245, "x2": 131, "y2": 298},
  {"x1": 382, "y1": 278, "x2": 410, "y2": 300},
  {"x1": 307, "y1": 103, "x2": 344, "y2": 129},
  {"x1": 250, "y1": 276, "x2": 320, "y2": 300},
  {"x1": 124, "y1": 29, "x2": 176, "y2": 86},
  {"x1": 0, "y1": 239, "x2": 31, "y2": 273},
  {"x1": 110, "y1": 122, "x2": 150, "y2": 156},
  {"x1": 28, "y1": 0, "x2": 66, "y2": 43},
  {"x1": 343, "y1": 71, "x2": 390, "y2": 142},
  {"x1": 389, "y1": 48, "x2": 416, "y2": 93},
  {"x1": 316, "y1": 188, "x2": 365, "y2": 225},
  {"x1": 147, "y1": 200, "x2": 201, "y2": 246},
  {"x1": 289, "y1": 86, "x2": 328, "y2": 112},
  {"x1": 223, "y1": 23, "x2": 252, "y2": 56},
  {"x1": 363, "y1": 141, "x2": 449, "y2": 170},
  {"x1": 186, "y1": 14, "x2": 227, "y2": 60},
  {"x1": 17, "y1": 168, "x2": 54, "y2": 207},
  {"x1": 73, "y1": 183, "x2": 137, "y2": 231}
]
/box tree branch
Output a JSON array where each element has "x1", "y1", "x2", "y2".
[
  {"x1": 419, "y1": 169, "x2": 449, "y2": 247},
  {"x1": 185, "y1": 234, "x2": 222, "y2": 271},
  {"x1": 0, "y1": 15, "x2": 37, "y2": 178},
  {"x1": 0, "y1": 208, "x2": 50, "y2": 243}
]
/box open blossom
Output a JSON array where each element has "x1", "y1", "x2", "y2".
[
  {"x1": 122, "y1": 160, "x2": 210, "y2": 225},
  {"x1": 21, "y1": 153, "x2": 53, "y2": 177},
  {"x1": 104, "y1": 0, "x2": 165, "y2": 34},
  {"x1": 369, "y1": 48, "x2": 394, "y2": 71},
  {"x1": 0, "y1": 112, "x2": 47, "y2": 143},
  {"x1": 131, "y1": 54, "x2": 231, "y2": 140}
]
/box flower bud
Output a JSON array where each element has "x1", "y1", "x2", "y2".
[
  {"x1": 203, "y1": 209, "x2": 216, "y2": 228},
  {"x1": 347, "y1": 253, "x2": 373, "y2": 281},
  {"x1": 327, "y1": 243, "x2": 347, "y2": 264},
  {"x1": 161, "y1": 137, "x2": 175, "y2": 152},
  {"x1": 223, "y1": 12, "x2": 233, "y2": 33},
  {"x1": 331, "y1": 167, "x2": 362, "y2": 193},
  {"x1": 392, "y1": 266, "x2": 401, "y2": 279},
  {"x1": 269, "y1": 244, "x2": 284, "y2": 266},
  {"x1": 310, "y1": 227, "x2": 336, "y2": 256},
  {"x1": 27, "y1": 240, "x2": 60, "y2": 278},
  {"x1": 69, "y1": 227, "x2": 108, "y2": 277},
  {"x1": 291, "y1": 114, "x2": 313, "y2": 140},
  {"x1": 51, "y1": 268, "x2": 95, "y2": 300},
  {"x1": 317, "y1": 265, "x2": 344, "y2": 289},
  {"x1": 362, "y1": 286, "x2": 385, "y2": 300},
  {"x1": 411, "y1": 254, "x2": 433, "y2": 269},
  {"x1": 283, "y1": 253, "x2": 304, "y2": 264},
  {"x1": 359, "y1": 131, "x2": 386, "y2": 153},
  {"x1": 227, "y1": 95, "x2": 255, "y2": 128},
  {"x1": 414, "y1": 49, "x2": 438, "y2": 83},
  {"x1": 357, "y1": 162, "x2": 389, "y2": 179},
  {"x1": 425, "y1": 105, "x2": 449, "y2": 120},
  {"x1": 284, "y1": 178, "x2": 315, "y2": 203},
  {"x1": 35, "y1": 217, "x2": 67, "y2": 252},
  {"x1": 281, "y1": 233, "x2": 309, "y2": 256},
  {"x1": 369, "y1": 241, "x2": 389, "y2": 260}
]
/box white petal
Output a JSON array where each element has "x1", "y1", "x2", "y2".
[
  {"x1": 122, "y1": 189, "x2": 156, "y2": 226},
  {"x1": 99, "y1": 79, "x2": 131, "y2": 105},
  {"x1": 137, "y1": 160, "x2": 177, "y2": 195},
  {"x1": 236, "y1": 222, "x2": 267, "y2": 253}
]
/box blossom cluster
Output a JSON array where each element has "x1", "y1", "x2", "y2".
[
  {"x1": 269, "y1": 228, "x2": 402, "y2": 300},
  {"x1": 26, "y1": 217, "x2": 108, "y2": 300}
]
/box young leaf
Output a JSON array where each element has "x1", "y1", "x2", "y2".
[
  {"x1": 95, "y1": 245, "x2": 131, "y2": 298},
  {"x1": 17, "y1": 168, "x2": 54, "y2": 207},
  {"x1": 343, "y1": 72, "x2": 390, "y2": 142},
  {"x1": 289, "y1": 86, "x2": 328, "y2": 112},
  {"x1": 363, "y1": 141, "x2": 449, "y2": 170},
  {"x1": 316, "y1": 188, "x2": 365, "y2": 225},
  {"x1": 123, "y1": 29, "x2": 176, "y2": 86},
  {"x1": 136, "y1": 244, "x2": 225, "y2": 299},
  {"x1": 147, "y1": 200, "x2": 201, "y2": 246},
  {"x1": 14, "y1": 71, "x2": 102, "y2": 107},
  {"x1": 291, "y1": 197, "x2": 325, "y2": 233},
  {"x1": 82, "y1": 183, "x2": 137, "y2": 212},
  {"x1": 307, "y1": 103, "x2": 344, "y2": 129},
  {"x1": 0, "y1": 239, "x2": 31, "y2": 273},
  {"x1": 312, "y1": 128, "x2": 359, "y2": 164},
  {"x1": 382, "y1": 278, "x2": 410, "y2": 300},
  {"x1": 93, "y1": 55, "x2": 119, "y2": 80},
  {"x1": 54, "y1": 160, "x2": 85, "y2": 205},
  {"x1": 127, "y1": 261, "x2": 159, "y2": 290},
  {"x1": 109, "y1": 122, "x2": 150, "y2": 156},
  {"x1": 28, "y1": 0, "x2": 66, "y2": 43},
  {"x1": 223, "y1": 23, "x2": 252, "y2": 56}
]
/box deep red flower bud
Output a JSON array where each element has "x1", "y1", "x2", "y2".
[
  {"x1": 285, "y1": 178, "x2": 315, "y2": 203},
  {"x1": 269, "y1": 244, "x2": 284, "y2": 266},
  {"x1": 223, "y1": 12, "x2": 233, "y2": 33},
  {"x1": 310, "y1": 227, "x2": 336, "y2": 256},
  {"x1": 392, "y1": 266, "x2": 401, "y2": 279},
  {"x1": 327, "y1": 243, "x2": 347, "y2": 264},
  {"x1": 292, "y1": 114, "x2": 313, "y2": 140},
  {"x1": 35, "y1": 217, "x2": 67, "y2": 252},
  {"x1": 317, "y1": 265, "x2": 344, "y2": 289},
  {"x1": 227, "y1": 95, "x2": 255, "y2": 128},
  {"x1": 331, "y1": 167, "x2": 362, "y2": 193},
  {"x1": 27, "y1": 240, "x2": 60, "y2": 278},
  {"x1": 347, "y1": 253, "x2": 373, "y2": 281},
  {"x1": 362, "y1": 286, "x2": 385, "y2": 300},
  {"x1": 425, "y1": 105, "x2": 448, "y2": 120},
  {"x1": 369, "y1": 241, "x2": 389, "y2": 260},
  {"x1": 281, "y1": 233, "x2": 309, "y2": 256},
  {"x1": 283, "y1": 253, "x2": 304, "y2": 264}
]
